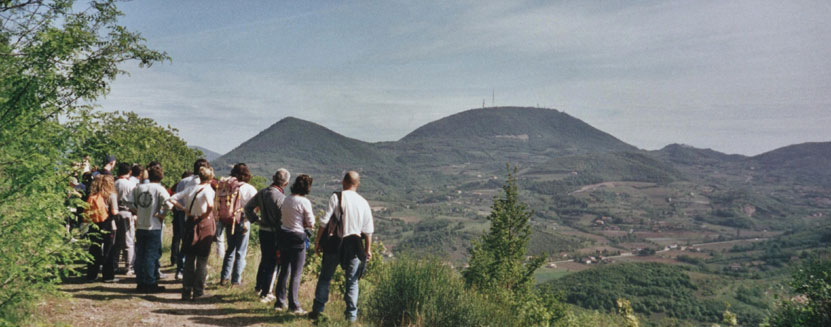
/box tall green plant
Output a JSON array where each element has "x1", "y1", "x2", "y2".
[
  {"x1": 463, "y1": 167, "x2": 558, "y2": 326},
  {"x1": 0, "y1": 1, "x2": 166, "y2": 324}
]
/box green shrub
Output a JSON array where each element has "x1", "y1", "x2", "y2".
[{"x1": 365, "y1": 257, "x2": 509, "y2": 327}]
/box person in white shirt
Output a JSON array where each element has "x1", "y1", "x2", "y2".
[
  {"x1": 165, "y1": 166, "x2": 216, "y2": 301},
  {"x1": 310, "y1": 171, "x2": 374, "y2": 322},
  {"x1": 114, "y1": 162, "x2": 138, "y2": 276},
  {"x1": 128, "y1": 164, "x2": 142, "y2": 185},
  {"x1": 274, "y1": 174, "x2": 315, "y2": 314},
  {"x1": 170, "y1": 159, "x2": 209, "y2": 280},
  {"x1": 132, "y1": 164, "x2": 169, "y2": 293},
  {"x1": 219, "y1": 163, "x2": 258, "y2": 286}
]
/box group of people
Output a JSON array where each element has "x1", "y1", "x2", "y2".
[{"x1": 76, "y1": 155, "x2": 375, "y2": 322}]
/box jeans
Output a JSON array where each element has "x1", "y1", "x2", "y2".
[
  {"x1": 183, "y1": 255, "x2": 209, "y2": 296},
  {"x1": 275, "y1": 247, "x2": 306, "y2": 310},
  {"x1": 87, "y1": 220, "x2": 117, "y2": 280},
  {"x1": 313, "y1": 252, "x2": 364, "y2": 321},
  {"x1": 215, "y1": 220, "x2": 225, "y2": 260},
  {"x1": 171, "y1": 209, "x2": 186, "y2": 271},
  {"x1": 255, "y1": 229, "x2": 280, "y2": 296},
  {"x1": 220, "y1": 221, "x2": 250, "y2": 284},
  {"x1": 135, "y1": 229, "x2": 162, "y2": 286}
]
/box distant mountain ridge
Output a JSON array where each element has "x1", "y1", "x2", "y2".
[
  {"x1": 654, "y1": 143, "x2": 746, "y2": 165},
  {"x1": 393, "y1": 107, "x2": 637, "y2": 166},
  {"x1": 189, "y1": 145, "x2": 222, "y2": 162},
  {"x1": 214, "y1": 107, "x2": 641, "y2": 175},
  {"x1": 212, "y1": 117, "x2": 391, "y2": 176},
  {"x1": 213, "y1": 107, "x2": 831, "y2": 190}
]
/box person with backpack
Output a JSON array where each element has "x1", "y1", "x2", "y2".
[
  {"x1": 85, "y1": 174, "x2": 121, "y2": 283},
  {"x1": 245, "y1": 168, "x2": 290, "y2": 303},
  {"x1": 310, "y1": 171, "x2": 374, "y2": 323},
  {"x1": 114, "y1": 162, "x2": 138, "y2": 276},
  {"x1": 218, "y1": 163, "x2": 258, "y2": 286},
  {"x1": 133, "y1": 164, "x2": 170, "y2": 293},
  {"x1": 166, "y1": 166, "x2": 216, "y2": 301},
  {"x1": 170, "y1": 170, "x2": 192, "y2": 279},
  {"x1": 274, "y1": 174, "x2": 315, "y2": 314}
]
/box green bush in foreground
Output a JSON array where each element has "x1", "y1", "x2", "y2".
[
  {"x1": 766, "y1": 255, "x2": 831, "y2": 327},
  {"x1": 365, "y1": 257, "x2": 510, "y2": 327}
]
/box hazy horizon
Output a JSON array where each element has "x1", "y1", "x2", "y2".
[{"x1": 98, "y1": 1, "x2": 831, "y2": 156}]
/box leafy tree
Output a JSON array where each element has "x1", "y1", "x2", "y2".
[
  {"x1": 767, "y1": 255, "x2": 831, "y2": 327},
  {"x1": 463, "y1": 167, "x2": 554, "y2": 326},
  {"x1": 0, "y1": 0, "x2": 166, "y2": 324},
  {"x1": 71, "y1": 111, "x2": 201, "y2": 187}
]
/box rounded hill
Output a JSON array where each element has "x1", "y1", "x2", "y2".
[
  {"x1": 393, "y1": 107, "x2": 636, "y2": 165},
  {"x1": 213, "y1": 117, "x2": 388, "y2": 175}
]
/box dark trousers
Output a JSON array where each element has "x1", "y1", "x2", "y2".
[
  {"x1": 171, "y1": 209, "x2": 186, "y2": 272},
  {"x1": 87, "y1": 220, "x2": 117, "y2": 280},
  {"x1": 182, "y1": 255, "x2": 209, "y2": 296},
  {"x1": 135, "y1": 229, "x2": 162, "y2": 287},
  {"x1": 275, "y1": 246, "x2": 306, "y2": 310},
  {"x1": 255, "y1": 229, "x2": 279, "y2": 297}
]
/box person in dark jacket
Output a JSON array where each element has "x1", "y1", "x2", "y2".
[{"x1": 245, "y1": 168, "x2": 290, "y2": 303}]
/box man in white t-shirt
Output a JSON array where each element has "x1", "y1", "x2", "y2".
[
  {"x1": 311, "y1": 171, "x2": 374, "y2": 322},
  {"x1": 132, "y1": 164, "x2": 170, "y2": 293},
  {"x1": 114, "y1": 162, "x2": 138, "y2": 275}
]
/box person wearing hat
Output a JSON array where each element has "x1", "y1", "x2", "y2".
[{"x1": 92, "y1": 155, "x2": 116, "y2": 178}]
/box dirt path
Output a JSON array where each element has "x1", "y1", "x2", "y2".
[{"x1": 39, "y1": 265, "x2": 316, "y2": 327}]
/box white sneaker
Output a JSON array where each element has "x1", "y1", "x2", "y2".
[
  {"x1": 175, "y1": 272, "x2": 183, "y2": 280},
  {"x1": 291, "y1": 308, "x2": 307, "y2": 315},
  {"x1": 259, "y1": 294, "x2": 276, "y2": 303}
]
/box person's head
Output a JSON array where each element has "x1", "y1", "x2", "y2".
[
  {"x1": 342, "y1": 171, "x2": 360, "y2": 190},
  {"x1": 102, "y1": 154, "x2": 116, "y2": 171},
  {"x1": 148, "y1": 164, "x2": 164, "y2": 183},
  {"x1": 116, "y1": 162, "x2": 132, "y2": 177},
  {"x1": 230, "y1": 163, "x2": 251, "y2": 183},
  {"x1": 272, "y1": 168, "x2": 290, "y2": 187},
  {"x1": 197, "y1": 166, "x2": 214, "y2": 183},
  {"x1": 90, "y1": 174, "x2": 115, "y2": 198},
  {"x1": 181, "y1": 170, "x2": 192, "y2": 179},
  {"x1": 290, "y1": 174, "x2": 313, "y2": 195},
  {"x1": 192, "y1": 158, "x2": 210, "y2": 174},
  {"x1": 130, "y1": 164, "x2": 143, "y2": 177}
]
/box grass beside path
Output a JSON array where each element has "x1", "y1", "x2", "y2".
[{"x1": 36, "y1": 226, "x2": 359, "y2": 327}]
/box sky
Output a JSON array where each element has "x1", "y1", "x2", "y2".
[{"x1": 98, "y1": 0, "x2": 831, "y2": 156}]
